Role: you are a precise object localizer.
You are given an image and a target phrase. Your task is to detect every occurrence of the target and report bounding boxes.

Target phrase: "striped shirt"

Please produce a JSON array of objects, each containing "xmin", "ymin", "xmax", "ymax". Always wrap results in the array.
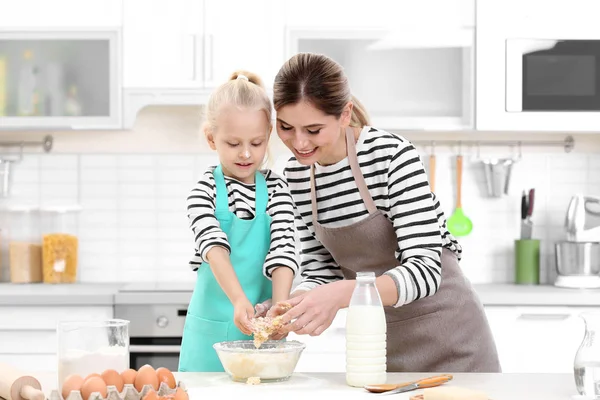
[
  {"xmin": 285, "ymin": 126, "xmax": 462, "ymax": 307},
  {"xmin": 187, "ymin": 167, "xmax": 299, "ymax": 279}
]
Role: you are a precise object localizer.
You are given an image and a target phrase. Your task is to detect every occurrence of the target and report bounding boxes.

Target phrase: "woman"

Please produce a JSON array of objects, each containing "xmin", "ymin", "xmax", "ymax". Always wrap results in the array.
[{"xmin": 261, "ymin": 52, "xmax": 501, "ymax": 373}]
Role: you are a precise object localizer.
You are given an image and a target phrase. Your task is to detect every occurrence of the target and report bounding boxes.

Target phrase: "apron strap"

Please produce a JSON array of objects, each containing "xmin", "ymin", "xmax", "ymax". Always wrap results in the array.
[
  {"xmin": 310, "ymin": 127, "xmax": 378, "ymax": 222},
  {"xmin": 345, "ymin": 127, "xmax": 378, "ymax": 214},
  {"xmin": 310, "ymin": 165, "xmax": 318, "ymax": 222},
  {"xmin": 213, "ymin": 165, "xmax": 230, "ymax": 213},
  {"xmin": 254, "ymin": 171, "xmax": 268, "ymax": 214}
]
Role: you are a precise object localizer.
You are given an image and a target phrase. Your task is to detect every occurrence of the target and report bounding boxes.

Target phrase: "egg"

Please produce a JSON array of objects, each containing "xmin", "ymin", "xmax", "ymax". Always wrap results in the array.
[
  {"xmin": 134, "ymin": 364, "xmax": 159, "ymax": 392},
  {"xmin": 84, "ymin": 373, "xmax": 102, "ymax": 381},
  {"xmin": 142, "ymin": 390, "xmax": 159, "ymax": 400},
  {"xmin": 61, "ymin": 374, "xmax": 84, "ymax": 400},
  {"xmin": 80, "ymin": 376, "xmax": 108, "ymax": 400},
  {"xmin": 121, "ymin": 369, "xmax": 137, "ymax": 385},
  {"xmin": 155, "ymin": 368, "xmax": 176, "ymax": 389},
  {"xmin": 172, "ymin": 387, "xmax": 189, "ymax": 400},
  {"xmin": 101, "ymin": 369, "xmax": 124, "ymax": 392}
]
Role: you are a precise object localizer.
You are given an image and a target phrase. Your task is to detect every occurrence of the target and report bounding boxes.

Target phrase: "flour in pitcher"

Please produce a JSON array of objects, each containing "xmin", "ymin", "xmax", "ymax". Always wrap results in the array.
[
  {"xmin": 575, "ymin": 362, "xmax": 600, "ymax": 397},
  {"xmin": 58, "ymin": 345, "xmax": 128, "ymax": 387}
]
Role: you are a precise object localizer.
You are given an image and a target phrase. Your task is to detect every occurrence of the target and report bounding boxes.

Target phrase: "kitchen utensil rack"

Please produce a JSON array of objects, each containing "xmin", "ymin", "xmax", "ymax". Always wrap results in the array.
[{"xmin": 412, "ymin": 135, "xmax": 574, "ymax": 154}]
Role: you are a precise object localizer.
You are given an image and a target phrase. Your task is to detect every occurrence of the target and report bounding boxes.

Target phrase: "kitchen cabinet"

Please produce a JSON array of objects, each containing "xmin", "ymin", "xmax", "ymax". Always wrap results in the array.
[
  {"xmin": 0, "ymin": 30, "xmax": 122, "ymax": 130},
  {"xmin": 476, "ymin": 0, "xmax": 600, "ymax": 131},
  {"xmin": 122, "ymin": 0, "xmax": 285, "ymax": 89},
  {"xmin": 284, "ymin": 0, "xmax": 475, "ymax": 131},
  {"xmin": 0, "ymin": 305, "xmax": 113, "ymax": 372},
  {"xmin": 289, "ymin": 309, "xmax": 346, "ymax": 373},
  {"xmin": 291, "ymin": 305, "xmax": 590, "ymax": 374},
  {"xmin": 0, "ymin": 0, "xmax": 122, "ymax": 28},
  {"xmin": 121, "ymin": 0, "xmax": 285, "ymax": 128},
  {"xmin": 485, "ymin": 306, "xmax": 586, "ymax": 373}
]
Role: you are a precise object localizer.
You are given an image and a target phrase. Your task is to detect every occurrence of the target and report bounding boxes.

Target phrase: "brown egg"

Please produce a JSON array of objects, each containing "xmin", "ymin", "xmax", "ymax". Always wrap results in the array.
[
  {"xmin": 134, "ymin": 364, "xmax": 159, "ymax": 392},
  {"xmin": 80, "ymin": 376, "xmax": 108, "ymax": 400},
  {"xmin": 61, "ymin": 374, "xmax": 84, "ymax": 400},
  {"xmin": 84, "ymin": 373, "xmax": 102, "ymax": 381},
  {"xmin": 172, "ymin": 387, "xmax": 189, "ymax": 400},
  {"xmin": 121, "ymin": 369, "xmax": 137, "ymax": 385},
  {"xmin": 101, "ymin": 369, "xmax": 124, "ymax": 392},
  {"xmin": 155, "ymin": 368, "xmax": 176, "ymax": 389},
  {"xmin": 142, "ymin": 390, "xmax": 159, "ymax": 400}
]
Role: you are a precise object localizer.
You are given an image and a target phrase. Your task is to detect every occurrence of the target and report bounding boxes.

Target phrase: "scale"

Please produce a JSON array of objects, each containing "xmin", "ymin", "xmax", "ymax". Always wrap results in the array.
[{"xmin": 554, "ymin": 275, "xmax": 600, "ymax": 289}]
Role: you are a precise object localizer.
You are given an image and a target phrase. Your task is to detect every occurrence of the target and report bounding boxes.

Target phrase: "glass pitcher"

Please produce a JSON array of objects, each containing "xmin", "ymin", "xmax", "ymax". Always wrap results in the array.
[
  {"xmin": 574, "ymin": 312, "xmax": 600, "ymax": 397},
  {"xmin": 57, "ymin": 319, "xmax": 129, "ymax": 389}
]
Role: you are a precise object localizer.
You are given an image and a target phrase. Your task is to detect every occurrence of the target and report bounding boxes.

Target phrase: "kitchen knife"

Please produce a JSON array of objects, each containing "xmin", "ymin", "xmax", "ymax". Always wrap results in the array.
[
  {"xmin": 520, "ymin": 191, "xmax": 529, "ymax": 239},
  {"xmin": 378, "ymin": 374, "xmax": 452, "ymax": 396}
]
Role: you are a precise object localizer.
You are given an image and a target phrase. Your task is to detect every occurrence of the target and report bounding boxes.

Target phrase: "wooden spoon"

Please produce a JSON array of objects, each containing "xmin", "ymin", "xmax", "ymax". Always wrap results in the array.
[
  {"xmin": 429, "ymin": 154, "xmax": 436, "ymax": 192},
  {"xmin": 364, "ymin": 374, "xmax": 453, "ymax": 393}
]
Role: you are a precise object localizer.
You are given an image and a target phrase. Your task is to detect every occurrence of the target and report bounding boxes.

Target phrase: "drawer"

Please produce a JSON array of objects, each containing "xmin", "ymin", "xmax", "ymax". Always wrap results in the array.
[
  {"xmin": 0, "ymin": 330, "xmax": 57, "ymax": 354},
  {"xmin": 0, "ymin": 306, "xmax": 113, "ymax": 330},
  {"xmin": 295, "ymin": 351, "xmax": 345, "ymax": 373},
  {"xmin": 288, "ymin": 309, "xmax": 347, "ymax": 353},
  {"xmin": 0, "ymin": 354, "xmax": 57, "ymax": 372}
]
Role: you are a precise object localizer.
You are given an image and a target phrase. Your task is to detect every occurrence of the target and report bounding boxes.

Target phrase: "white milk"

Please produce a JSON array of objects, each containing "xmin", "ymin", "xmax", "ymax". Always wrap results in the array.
[
  {"xmin": 58, "ymin": 345, "xmax": 129, "ymax": 388},
  {"xmin": 345, "ymin": 305, "xmax": 387, "ymax": 387}
]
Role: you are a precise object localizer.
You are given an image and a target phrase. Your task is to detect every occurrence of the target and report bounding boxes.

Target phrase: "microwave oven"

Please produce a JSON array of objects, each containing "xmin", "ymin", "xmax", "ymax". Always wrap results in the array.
[
  {"xmin": 476, "ymin": 0, "xmax": 600, "ymax": 131},
  {"xmin": 506, "ymin": 39, "xmax": 600, "ymax": 113}
]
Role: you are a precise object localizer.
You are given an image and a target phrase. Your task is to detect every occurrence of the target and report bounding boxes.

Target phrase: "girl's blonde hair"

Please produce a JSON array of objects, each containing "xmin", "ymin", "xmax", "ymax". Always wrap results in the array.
[
  {"xmin": 273, "ymin": 53, "xmax": 370, "ymax": 127},
  {"xmin": 203, "ymin": 70, "xmax": 272, "ymax": 134},
  {"xmin": 203, "ymin": 70, "xmax": 273, "ymax": 167}
]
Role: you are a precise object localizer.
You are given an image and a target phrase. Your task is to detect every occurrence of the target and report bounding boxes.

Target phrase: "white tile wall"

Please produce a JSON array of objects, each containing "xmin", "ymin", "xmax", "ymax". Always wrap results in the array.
[{"xmin": 0, "ymin": 148, "xmax": 598, "ymax": 285}]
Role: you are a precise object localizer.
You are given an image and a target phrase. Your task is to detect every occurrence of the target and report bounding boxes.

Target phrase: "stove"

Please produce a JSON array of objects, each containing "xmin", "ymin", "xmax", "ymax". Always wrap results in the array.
[{"xmin": 114, "ymin": 281, "xmax": 194, "ymax": 371}]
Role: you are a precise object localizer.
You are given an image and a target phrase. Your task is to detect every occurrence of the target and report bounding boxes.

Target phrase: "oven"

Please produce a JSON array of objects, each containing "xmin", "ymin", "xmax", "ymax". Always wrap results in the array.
[{"xmin": 115, "ymin": 282, "xmax": 191, "ymax": 371}]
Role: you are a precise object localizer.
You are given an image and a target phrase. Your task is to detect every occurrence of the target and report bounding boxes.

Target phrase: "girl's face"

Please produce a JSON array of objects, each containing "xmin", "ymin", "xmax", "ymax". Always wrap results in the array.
[
  {"xmin": 276, "ymin": 101, "xmax": 352, "ymax": 166},
  {"xmin": 206, "ymin": 107, "xmax": 271, "ymax": 184}
]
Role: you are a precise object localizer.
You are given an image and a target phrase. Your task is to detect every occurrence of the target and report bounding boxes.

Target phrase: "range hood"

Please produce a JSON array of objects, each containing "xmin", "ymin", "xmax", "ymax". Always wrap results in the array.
[{"xmin": 367, "ymin": 26, "xmax": 474, "ymax": 50}]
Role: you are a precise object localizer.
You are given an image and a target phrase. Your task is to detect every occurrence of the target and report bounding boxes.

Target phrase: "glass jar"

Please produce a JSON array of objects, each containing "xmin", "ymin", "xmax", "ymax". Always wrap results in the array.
[
  {"xmin": 57, "ymin": 319, "xmax": 130, "ymax": 389},
  {"xmin": 41, "ymin": 206, "xmax": 80, "ymax": 284},
  {"xmin": 8, "ymin": 206, "xmax": 42, "ymax": 283},
  {"xmin": 575, "ymin": 311, "xmax": 600, "ymax": 397}
]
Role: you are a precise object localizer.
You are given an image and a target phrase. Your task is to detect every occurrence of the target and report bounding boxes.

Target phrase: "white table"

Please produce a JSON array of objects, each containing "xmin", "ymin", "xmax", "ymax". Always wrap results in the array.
[{"xmin": 37, "ymin": 372, "xmax": 579, "ymax": 400}]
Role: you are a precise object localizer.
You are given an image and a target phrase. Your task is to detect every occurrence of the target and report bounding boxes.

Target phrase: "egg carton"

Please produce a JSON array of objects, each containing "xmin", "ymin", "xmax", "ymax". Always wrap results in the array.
[{"xmin": 48, "ymin": 382, "xmax": 187, "ymax": 400}]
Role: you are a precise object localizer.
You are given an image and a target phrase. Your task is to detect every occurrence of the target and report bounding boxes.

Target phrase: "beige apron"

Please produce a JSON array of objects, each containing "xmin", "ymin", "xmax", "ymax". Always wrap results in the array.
[{"xmin": 309, "ymin": 128, "xmax": 501, "ymax": 373}]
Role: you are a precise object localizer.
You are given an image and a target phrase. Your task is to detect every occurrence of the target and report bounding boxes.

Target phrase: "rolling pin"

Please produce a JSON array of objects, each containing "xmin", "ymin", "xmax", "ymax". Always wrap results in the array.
[{"xmin": 0, "ymin": 363, "xmax": 45, "ymax": 400}]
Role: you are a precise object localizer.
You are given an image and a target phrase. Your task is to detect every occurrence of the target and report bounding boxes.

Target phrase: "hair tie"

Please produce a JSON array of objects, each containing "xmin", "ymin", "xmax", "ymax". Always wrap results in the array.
[{"xmin": 237, "ymin": 74, "xmax": 249, "ymax": 81}]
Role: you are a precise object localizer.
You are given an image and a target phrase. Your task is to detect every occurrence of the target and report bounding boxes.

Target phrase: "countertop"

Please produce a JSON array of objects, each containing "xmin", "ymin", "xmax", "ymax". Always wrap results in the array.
[
  {"xmin": 1, "ymin": 282, "xmax": 600, "ymax": 307},
  {"xmin": 0, "ymin": 283, "xmax": 120, "ymax": 306},
  {"xmin": 35, "ymin": 372, "xmax": 577, "ymax": 400}
]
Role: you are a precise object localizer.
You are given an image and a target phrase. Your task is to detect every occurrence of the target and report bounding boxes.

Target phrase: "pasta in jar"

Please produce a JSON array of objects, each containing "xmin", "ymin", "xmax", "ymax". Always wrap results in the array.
[{"xmin": 42, "ymin": 233, "xmax": 78, "ymax": 283}]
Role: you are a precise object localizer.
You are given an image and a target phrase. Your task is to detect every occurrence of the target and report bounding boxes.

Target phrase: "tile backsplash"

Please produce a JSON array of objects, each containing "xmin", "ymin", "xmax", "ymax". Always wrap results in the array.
[
  {"xmin": 0, "ymin": 148, "xmax": 597, "ymax": 286},
  {"xmin": 0, "ymin": 107, "xmax": 598, "ymax": 285}
]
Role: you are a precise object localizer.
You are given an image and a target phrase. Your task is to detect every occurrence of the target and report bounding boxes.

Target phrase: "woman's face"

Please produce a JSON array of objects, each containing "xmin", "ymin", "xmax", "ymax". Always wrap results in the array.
[{"xmin": 276, "ymin": 101, "xmax": 352, "ymax": 166}]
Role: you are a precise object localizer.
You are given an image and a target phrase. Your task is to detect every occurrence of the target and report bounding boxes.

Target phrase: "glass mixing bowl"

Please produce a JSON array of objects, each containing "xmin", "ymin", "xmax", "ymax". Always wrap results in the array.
[{"xmin": 213, "ymin": 340, "xmax": 306, "ymax": 383}]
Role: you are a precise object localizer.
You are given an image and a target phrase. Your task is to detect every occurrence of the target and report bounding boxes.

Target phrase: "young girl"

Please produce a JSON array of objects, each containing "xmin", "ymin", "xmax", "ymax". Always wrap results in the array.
[{"xmin": 178, "ymin": 70, "xmax": 298, "ymax": 372}]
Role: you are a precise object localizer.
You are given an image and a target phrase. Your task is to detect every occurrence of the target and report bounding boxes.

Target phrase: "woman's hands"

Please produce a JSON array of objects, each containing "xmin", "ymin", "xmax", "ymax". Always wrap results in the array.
[{"xmin": 270, "ymin": 280, "xmax": 353, "ymax": 336}]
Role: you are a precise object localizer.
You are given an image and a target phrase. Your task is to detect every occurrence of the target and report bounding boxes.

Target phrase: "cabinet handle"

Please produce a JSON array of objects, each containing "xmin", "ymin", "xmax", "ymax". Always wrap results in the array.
[
  {"xmin": 205, "ymin": 34, "xmax": 214, "ymax": 83},
  {"xmin": 517, "ymin": 313, "xmax": 571, "ymax": 321},
  {"xmin": 190, "ymin": 34, "xmax": 197, "ymax": 80}
]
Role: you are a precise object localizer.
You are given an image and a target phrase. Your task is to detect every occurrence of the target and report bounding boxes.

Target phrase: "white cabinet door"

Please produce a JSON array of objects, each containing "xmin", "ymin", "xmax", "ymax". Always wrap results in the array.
[
  {"xmin": 485, "ymin": 306, "xmax": 586, "ymax": 373},
  {"xmin": 203, "ymin": 0, "xmax": 285, "ymax": 89},
  {"xmin": 122, "ymin": 0, "xmax": 204, "ymax": 88},
  {"xmin": 288, "ymin": 309, "xmax": 346, "ymax": 373},
  {"xmin": 284, "ymin": 0, "xmax": 473, "ymax": 30},
  {"xmin": 0, "ymin": 0, "xmax": 122, "ymax": 28}
]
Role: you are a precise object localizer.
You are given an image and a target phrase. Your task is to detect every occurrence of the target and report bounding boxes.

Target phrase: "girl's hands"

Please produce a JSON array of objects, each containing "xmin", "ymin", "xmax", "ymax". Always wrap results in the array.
[{"xmin": 233, "ymin": 298, "xmax": 255, "ymax": 335}]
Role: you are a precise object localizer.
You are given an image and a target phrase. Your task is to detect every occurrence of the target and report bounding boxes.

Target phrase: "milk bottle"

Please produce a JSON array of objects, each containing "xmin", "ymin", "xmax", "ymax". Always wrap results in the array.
[{"xmin": 345, "ymin": 271, "xmax": 387, "ymax": 387}]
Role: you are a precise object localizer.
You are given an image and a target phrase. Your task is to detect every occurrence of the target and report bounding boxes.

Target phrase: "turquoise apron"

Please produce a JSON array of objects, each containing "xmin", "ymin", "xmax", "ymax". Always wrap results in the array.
[{"xmin": 178, "ymin": 165, "xmax": 273, "ymax": 372}]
